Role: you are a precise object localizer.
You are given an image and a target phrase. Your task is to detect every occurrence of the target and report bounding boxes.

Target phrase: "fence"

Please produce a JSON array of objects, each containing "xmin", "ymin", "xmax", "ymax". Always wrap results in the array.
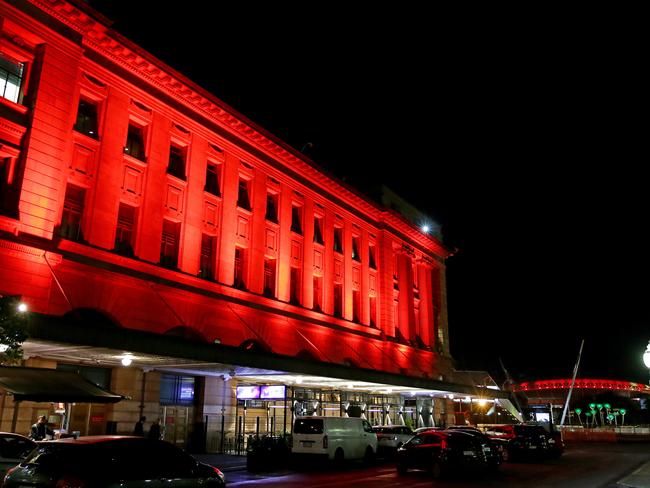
[{"xmin": 204, "ymin": 412, "xmax": 291, "ymax": 454}]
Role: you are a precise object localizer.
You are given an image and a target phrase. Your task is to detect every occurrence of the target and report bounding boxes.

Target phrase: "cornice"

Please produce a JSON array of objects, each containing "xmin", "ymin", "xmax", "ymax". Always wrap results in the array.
[{"xmin": 25, "ymin": 0, "xmax": 445, "ymax": 258}]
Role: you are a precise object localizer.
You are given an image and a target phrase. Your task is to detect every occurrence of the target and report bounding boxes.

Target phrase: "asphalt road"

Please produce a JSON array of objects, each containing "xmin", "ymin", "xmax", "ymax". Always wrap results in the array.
[{"xmin": 225, "ymin": 443, "xmax": 650, "ymax": 487}]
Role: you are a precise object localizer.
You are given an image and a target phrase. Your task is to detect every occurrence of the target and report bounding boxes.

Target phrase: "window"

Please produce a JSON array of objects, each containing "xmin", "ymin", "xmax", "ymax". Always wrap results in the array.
[
  {"xmin": 160, "ymin": 219, "xmax": 180, "ymax": 269},
  {"xmin": 124, "ymin": 123, "xmax": 146, "ymax": 161},
  {"xmin": 73, "ymin": 98, "xmax": 99, "ymax": 139},
  {"xmin": 265, "ymin": 193, "xmax": 278, "ymax": 223},
  {"xmin": 333, "ymin": 283, "xmax": 343, "ymax": 318},
  {"xmin": 167, "ymin": 144, "xmax": 186, "ymax": 180},
  {"xmin": 237, "ymin": 178, "xmax": 251, "ymax": 211},
  {"xmin": 352, "ymin": 236, "xmax": 361, "ymax": 262},
  {"xmin": 234, "ymin": 247, "xmax": 247, "ymax": 289},
  {"xmin": 199, "ymin": 234, "xmax": 216, "ymax": 280},
  {"xmin": 290, "ymin": 266, "xmax": 301, "ymax": 305},
  {"xmin": 369, "ymin": 296, "xmax": 377, "ymax": 327},
  {"xmin": 0, "ymin": 53, "xmax": 24, "ymax": 104},
  {"xmin": 115, "ymin": 203, "xmax": 136, "ymax": 257},
  {"xmin": 313, "ymin": 276, "xmax": 322, "ymax": 312},
  {"xmin": 333, "ymin": 227, "xmax": 343, "ymax": 253},
  {"xmin": 369, "ymin": 244, "xmax": 377, "ymax": 269},
  {"xmin": 263, "ymin": 258, "xmax": 276, "ymax": 298},
  {"xmin": 204, "ymin": 163, "xmax": 220, "ymax": 196},
  {"xmin": 59, "ymin": 184, "xmax": 85, "ymax": 242},
  {"xmin": 353, "ymin": 290, "xmax": 360, "ymax": 323},
  {"xmin": 160, "ymin": 374, "xmax": 196, "ymax": 406},
  {"xmin": 313, "ymin": 216, "xmax": 324, "ymax": 245},
  {"xmin": 291, "ymin": 205, "xmax": 303, "ymax": 235}
]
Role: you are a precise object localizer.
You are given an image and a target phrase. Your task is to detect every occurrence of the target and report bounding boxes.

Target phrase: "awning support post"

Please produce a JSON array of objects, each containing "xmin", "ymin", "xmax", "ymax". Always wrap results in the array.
[{"xmin": 11, "ymin": 399, "xmax": 21, "ymax": 433}]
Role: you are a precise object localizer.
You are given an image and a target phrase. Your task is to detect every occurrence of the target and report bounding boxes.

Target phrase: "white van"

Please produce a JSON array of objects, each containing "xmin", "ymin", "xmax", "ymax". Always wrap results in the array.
[{"xmin": 292, "ymin": 416, "xmax": 377, "ymax": 463}]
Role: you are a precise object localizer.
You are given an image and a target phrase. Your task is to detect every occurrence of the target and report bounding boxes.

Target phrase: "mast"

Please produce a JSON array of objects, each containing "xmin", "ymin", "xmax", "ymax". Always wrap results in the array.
[{"xmin": 560, "ymin": 339, "xmax": 585, "ymax": 426}]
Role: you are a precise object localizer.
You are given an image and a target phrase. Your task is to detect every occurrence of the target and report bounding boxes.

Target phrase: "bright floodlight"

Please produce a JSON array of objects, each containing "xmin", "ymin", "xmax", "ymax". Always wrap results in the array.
[
  {"xmin": 17, "ymin": 302, "xmax": 28, "ymax": 313},
  {"xmin": 421, "ymin": 224, "xmax": 430, "ymax": 234},
  {"xmin": 643, "ymin": 341, "xmax": 650, "ymax": 369},
  {"xmin": 121, "ymin": 355, "xmax": 133, "ymax": 367}
]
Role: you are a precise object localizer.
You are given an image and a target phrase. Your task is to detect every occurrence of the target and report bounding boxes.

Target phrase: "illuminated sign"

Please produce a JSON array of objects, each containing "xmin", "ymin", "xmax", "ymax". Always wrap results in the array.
[
  {"xmin": 236, "ymin": 385, "xmax": 261, "ymax": 399},
  {"xmin": 260, "ymin": 385, "xmax": 286, "ymax": 399},
  {"xmin": 236, "ymin": 385, "xmax": 286, "ymax": 400}
]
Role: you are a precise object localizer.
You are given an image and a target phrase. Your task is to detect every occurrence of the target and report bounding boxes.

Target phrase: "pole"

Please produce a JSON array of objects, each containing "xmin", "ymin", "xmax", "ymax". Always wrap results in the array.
[{"xmin": 560, "ymin": 339, "xmax": 584, "ymax": 426}]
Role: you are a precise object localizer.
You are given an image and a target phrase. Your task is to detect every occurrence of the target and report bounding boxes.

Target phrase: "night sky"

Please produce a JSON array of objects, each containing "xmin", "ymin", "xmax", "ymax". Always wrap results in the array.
[{"xmin": 83, "ymin": 2, "xmax": 648, "ymax": 385}]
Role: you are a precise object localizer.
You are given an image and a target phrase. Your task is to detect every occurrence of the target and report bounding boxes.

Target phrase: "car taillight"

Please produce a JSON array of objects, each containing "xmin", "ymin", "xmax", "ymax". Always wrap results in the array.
[
  {"xmin": 211, "ymin": 466, "xmax": 225, "ymax": 481},
  {"xmin": 55, "ymin": 476, "xmax": 86, "ymax": 488},
  {"xmin": 323, "ymin": 435, "xmax": 328, "ymax": 448},
  {"xmin": 440, "ymin": 439, "xmax": 448, "ymax": 450}
]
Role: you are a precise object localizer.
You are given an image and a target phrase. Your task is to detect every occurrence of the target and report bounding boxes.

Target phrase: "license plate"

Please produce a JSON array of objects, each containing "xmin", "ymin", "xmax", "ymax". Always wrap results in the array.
[
  {"xmin": 301, "ymin": 441, "xmax": 313, "ymax": 447},
  {"xmin": 529, "ymin": 445, "xmax": 537, "ymax": 449},
  {"xmin": 463, "ymin": 450, "xmax": 475, "ymax": 456},
  {"xmin": 483, "ymin": 447, "xmax": 491, "ymax": 452}
]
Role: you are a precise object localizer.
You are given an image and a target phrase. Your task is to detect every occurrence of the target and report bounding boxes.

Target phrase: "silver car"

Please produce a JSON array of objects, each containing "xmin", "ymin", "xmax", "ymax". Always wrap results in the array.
[{"xmin": 372, "ymin": 425, "xmax": 414, "ymax": 451}]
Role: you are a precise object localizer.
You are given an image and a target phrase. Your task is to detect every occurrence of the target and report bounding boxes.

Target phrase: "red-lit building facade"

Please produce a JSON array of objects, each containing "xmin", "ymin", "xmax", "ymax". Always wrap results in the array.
[{"xmin": 0, "ymin": 0, "xmax": 496, "ymax": 445}]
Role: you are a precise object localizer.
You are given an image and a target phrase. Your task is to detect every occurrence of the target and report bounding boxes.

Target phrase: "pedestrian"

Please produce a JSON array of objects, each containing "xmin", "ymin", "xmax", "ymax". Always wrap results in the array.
[
  {"xmin": 29, "ymin": 415, "xmax": 54, "ymax": 441},
  {"xmin": 148, "ymin": 418, "xmax": 162, "ymax": 440},
  {"xmin": 133, "ymin": 415, "xmax": 146, "ymax": 436}
]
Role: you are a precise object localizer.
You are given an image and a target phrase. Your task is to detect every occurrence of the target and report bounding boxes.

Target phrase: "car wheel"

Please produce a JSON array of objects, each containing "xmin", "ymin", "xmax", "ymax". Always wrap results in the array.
[
  {"xmin": 501, "ymin": 448, "xmax": 510, "ymax": 462},
  {"xmin": 431, "ymin": 460, "xmax": 444, "ymax": 479},
  {"xmin": 334, "ymin": 447, "xmax": 345, "ymax": 467},
  {"xmin": 364, "ymin": 446, "xmax": 375, "ymax": 465}
]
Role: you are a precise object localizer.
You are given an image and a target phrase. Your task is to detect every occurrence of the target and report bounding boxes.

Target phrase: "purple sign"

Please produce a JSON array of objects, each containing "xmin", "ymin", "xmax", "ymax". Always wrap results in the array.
[
  {"xmin": 260, "ymin": 385, "xmax": 286, "ymax": 399},
  {"xmin": 236, "ymin": 385, "xmax": 260, "ymax": 399}
]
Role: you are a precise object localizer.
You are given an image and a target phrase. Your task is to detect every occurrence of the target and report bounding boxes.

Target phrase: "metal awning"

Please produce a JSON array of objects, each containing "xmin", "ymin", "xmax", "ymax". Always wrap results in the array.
[{"xmin": 0, "ymin": 366, "xmax": 124, "ymax": 403}]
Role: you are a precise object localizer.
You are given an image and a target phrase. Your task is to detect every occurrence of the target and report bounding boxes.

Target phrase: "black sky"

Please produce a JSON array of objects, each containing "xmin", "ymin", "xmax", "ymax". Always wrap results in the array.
[{"xmin": 84, "ymin": 2, "xmax": 648, "ymax": 384}]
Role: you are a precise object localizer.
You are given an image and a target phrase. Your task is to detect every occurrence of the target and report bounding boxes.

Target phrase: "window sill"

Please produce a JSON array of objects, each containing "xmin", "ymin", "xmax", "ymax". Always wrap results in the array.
[{"xmin": 0, "ymin": 96, "xmax": 28, "ymax": 115}]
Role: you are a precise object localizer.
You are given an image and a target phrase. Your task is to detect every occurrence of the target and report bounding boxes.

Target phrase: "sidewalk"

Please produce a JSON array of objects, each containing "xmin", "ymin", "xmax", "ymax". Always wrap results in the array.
[
  {"xmin": 617, "ymin": 459, "xmax": 650, "ymax": 488},
  {"xmin": 193, "ymin": 453, "xmax": 247, "ymax": 472}
]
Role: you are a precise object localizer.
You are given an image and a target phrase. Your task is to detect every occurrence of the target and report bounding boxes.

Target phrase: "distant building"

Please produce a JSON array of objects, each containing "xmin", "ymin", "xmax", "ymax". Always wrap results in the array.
[{"xmin": 0, "ymin": 0, "xmax": 500, "ymax": 445}]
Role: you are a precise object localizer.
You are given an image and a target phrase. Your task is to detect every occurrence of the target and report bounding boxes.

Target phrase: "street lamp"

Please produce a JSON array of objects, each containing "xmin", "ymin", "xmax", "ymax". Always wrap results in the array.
[{"xmin": 643, "ymin": 341, "xmax": 650, "ymax": 384}]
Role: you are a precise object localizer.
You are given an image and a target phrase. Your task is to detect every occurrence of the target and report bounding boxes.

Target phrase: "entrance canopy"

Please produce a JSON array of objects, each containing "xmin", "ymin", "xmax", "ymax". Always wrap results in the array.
[{"xmin": 0, "ymin": 366, "xmax": 124, "ymax": 403}]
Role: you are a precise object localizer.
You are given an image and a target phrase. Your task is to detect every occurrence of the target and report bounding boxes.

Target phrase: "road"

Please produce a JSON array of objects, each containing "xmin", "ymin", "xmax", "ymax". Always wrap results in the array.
[{"xmin": 225, "ymin": 443, "xmax": 650, "ymax": 487}]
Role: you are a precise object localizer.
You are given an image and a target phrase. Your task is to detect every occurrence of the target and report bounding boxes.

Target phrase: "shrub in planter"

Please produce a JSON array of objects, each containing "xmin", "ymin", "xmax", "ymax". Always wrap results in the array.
[{"xmin": 246, "ymin": 435, "xmax": 291, "ymax": 472}]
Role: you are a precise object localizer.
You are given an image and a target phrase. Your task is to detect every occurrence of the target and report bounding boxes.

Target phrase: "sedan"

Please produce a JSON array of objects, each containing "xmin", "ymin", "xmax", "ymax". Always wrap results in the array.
[
  {"xmin": 0, "ymin": 432, "xmax": 36, "ymax": 481},
  {"xmin": 372, "ymin": 425, "xmax": 413, "ymax": 453},
  {"xmin": 3, "ymin": 435, "xmax": 226, "ymax": 487},
  {"xmin": 396, "ymin": 430, "xmax": 491, "ymax": 479}
]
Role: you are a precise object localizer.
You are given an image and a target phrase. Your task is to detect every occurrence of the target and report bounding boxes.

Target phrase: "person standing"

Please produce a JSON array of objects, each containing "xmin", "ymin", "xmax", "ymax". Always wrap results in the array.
[
  {"xmin": 30, "ymin": 415, "xmax": 54, "ymax": 441},
  {"xmin": 148, "ymin": 418, "xmax": 162, "ymax": 440},
  {"xmin": 133, "ymin": 416, "xmax": 146, "ymax": 436}
]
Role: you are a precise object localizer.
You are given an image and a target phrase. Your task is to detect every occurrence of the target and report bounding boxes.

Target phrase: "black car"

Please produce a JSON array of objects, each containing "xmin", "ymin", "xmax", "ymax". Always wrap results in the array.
[
  {"xmin": 395, "ymin": 430, "xmax": 492, "ymax": 479},
  {"xmin": 3, "ymin": 436, "xmax": 226, "ymax": 487},
  {"xmin": 444, "ymin": 426, "xmax": 504, "ymax": 468},
  {"xmin": 483, "ymin": 424, "xmax": 564, "ymax": 461}
]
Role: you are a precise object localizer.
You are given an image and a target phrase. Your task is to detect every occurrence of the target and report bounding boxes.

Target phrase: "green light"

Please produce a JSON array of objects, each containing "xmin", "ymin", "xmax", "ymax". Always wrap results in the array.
[
  {"xmin": 575, "ymin": 408, "xmax": 582, "ymax": 414},
  {"xmin": 585, "ymin": 412, "xmax": 592, "ymax": 417},
  {"xmin": 620, "ymin": 409, "xmax": 627, "ymax": 415},
  {"xmin": 607, "ymin": 414, "xmax": 614, "ymax": 420},
  {"xmin": 596, "ymin": 404, "xmax": 603, "ymax": 410},
  {"xmin": 604, "ymin": 403, "xmax": 611, "ymax": 409},
  {"xmin": 589, "ymin": 403, "xmax": 596, "ymax": 408}
]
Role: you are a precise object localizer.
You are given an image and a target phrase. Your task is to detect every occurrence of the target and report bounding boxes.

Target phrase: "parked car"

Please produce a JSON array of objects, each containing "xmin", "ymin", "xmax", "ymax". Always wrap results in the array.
[
  {"xmin": 444, "ymin": 426, "xmax": 504, "ymax": 468},
  {"xmin": 395, "ymin": 430, "xmax": 492, "ymax": 479},
  {"xmin": 483, "ymin": 424, "xmax": 564, "ymax": 461},
  {"xmin": 3, "ymin": 436, "xmax": 226, "ymax": 487},
  {"xmin": 372, "ymin": 425, "xmax": 413, "ymax": 454},
  {"xmin": 0, "ymin": 432, "xmax": 36, "ymax": 481},
  {"xmin": 292, "ymin": 416, "xmax": 377, "ymax": 464}
]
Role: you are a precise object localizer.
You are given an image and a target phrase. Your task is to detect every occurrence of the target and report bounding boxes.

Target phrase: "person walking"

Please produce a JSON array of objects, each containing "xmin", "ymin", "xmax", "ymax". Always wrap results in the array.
[
  {"xmin": 133, "ymin": 415, "xmax": 146, "ymax": 436},
  {"xmin": 30, "ymin": 415, "xmax": 54, "ymax": 441},
  {"xmin": 148, "ymin": 418, "xmax": 162, "ymax": 440}
]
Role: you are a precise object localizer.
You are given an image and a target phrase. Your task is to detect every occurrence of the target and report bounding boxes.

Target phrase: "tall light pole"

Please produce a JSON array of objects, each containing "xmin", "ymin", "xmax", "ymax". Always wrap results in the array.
[{"xmin": 643, "ymin": 341, "xmax": 650, "ymax": 385}]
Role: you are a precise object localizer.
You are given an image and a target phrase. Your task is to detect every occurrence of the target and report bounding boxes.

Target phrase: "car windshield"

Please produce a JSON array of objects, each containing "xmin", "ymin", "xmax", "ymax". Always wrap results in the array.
[
  {"xmin": 294, "ymin": 418, "xmax": 324, "ymax": 434},
  {"xmin": 372, "ymin": 427, "xmax": 394, "ymax": 434}
]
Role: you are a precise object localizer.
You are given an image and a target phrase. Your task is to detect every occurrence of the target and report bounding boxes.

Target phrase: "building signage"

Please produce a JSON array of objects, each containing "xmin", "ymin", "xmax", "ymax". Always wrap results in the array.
[{"xmin": 236, "ymin": 385, "xmax": 286, "ymax": 400}]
